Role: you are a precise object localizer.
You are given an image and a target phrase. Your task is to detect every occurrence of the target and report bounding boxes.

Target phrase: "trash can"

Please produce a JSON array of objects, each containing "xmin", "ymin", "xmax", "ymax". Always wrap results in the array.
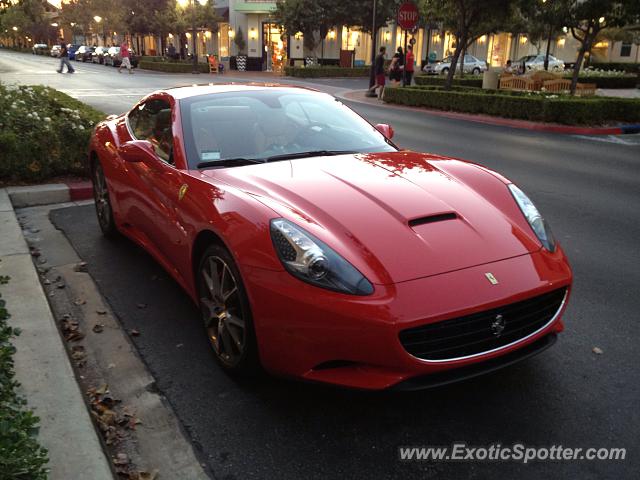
[{"xmin": 483, "ymin": 68, "xmax": 500, "ymax": 90}]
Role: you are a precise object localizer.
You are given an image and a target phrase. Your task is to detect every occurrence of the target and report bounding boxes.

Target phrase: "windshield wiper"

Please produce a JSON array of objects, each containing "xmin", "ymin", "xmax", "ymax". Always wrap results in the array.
[
  {"xmin": 264, "ymin": 150, "xmax": 358, "ymax": 163},
  {"xmin": 196, "ymin": 158, "xmax": 264, "ymax": 169}
]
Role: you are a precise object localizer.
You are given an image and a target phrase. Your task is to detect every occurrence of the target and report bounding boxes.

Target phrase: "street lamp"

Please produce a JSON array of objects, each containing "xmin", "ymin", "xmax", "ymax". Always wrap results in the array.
[{"xmin": 178, "ymin": 0, "xmax": 208, "ymax": 74}]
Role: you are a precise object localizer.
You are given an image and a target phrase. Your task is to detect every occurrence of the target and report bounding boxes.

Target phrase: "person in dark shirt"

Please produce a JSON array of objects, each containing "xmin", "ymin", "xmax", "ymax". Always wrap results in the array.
[
  {"xmin": 56, "ymin": 38, "xmax": 74, "ymax": 74},
  {"xmin": 367, "ymin": 46, "xmax": 387, "ymax": 99}
]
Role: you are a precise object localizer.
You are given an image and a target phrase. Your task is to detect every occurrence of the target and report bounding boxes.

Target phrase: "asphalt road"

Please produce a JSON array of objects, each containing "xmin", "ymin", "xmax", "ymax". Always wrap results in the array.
[{"xmin": 4, "ymin": 49, "xmax": 640, "ymax": 479}]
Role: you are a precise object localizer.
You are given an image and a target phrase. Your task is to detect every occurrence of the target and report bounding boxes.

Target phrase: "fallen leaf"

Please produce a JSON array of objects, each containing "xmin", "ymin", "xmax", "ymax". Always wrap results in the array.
[
  {"xmin": 136, "ymin": 303, "xmax": 147, "ymax": 309},
  {"xmin": 95, "ymin": 384, "xmax": 109, "ymax": 395},
  {"xmin": 107, "ymin": 363, "xmax": 116, "ymax": 369},
  {"xmin": 96, "ymin": 309, "xmax": 107, "ymax": 315},
  {"xmin": 592, "ymin": 346, "xmax": 603, "ymax": 355},
  {"xmin": 74, "ymin": 299, "xmax": 86, "ymax": 306},
  {"xmin": 113, "ymin": 452, "xmax": 129, "ymax": 465},
  {"xmin": 74, "ymin": 261, "xmax": 88, "ymax": 272},
  {"xmin": 93, "ymin": 324, "xmax": 104, "ymax": 333},
  {"xmin": 43, "ymin": 279, "xmax": 51, "ymax": 285},
  {"xmin": 130, "ymin": 329, "xmax": 140, "ymax": 336},
  {"xmin": 176, "ymin": 343, "xmax": 184, "ymax": 348},
  {"xmin": 56, "ymin": 283, "xmax": 66, "ymax": 289},
  {"xmin": 31, "ymin": 250, "xmax": 41, "ymax": 258}
]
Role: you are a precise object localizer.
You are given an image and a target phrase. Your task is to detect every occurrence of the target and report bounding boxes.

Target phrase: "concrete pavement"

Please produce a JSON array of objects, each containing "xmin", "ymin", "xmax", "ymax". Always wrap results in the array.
[{"xmin": 0, "ymin": 189, "xmax": 113, "ymax": 480}]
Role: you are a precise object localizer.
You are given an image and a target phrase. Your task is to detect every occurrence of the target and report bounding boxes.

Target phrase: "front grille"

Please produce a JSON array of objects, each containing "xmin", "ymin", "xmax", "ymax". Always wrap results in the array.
[{"xmin": 399, "ymin": 288, "xmax": 567, "ymax": 361}]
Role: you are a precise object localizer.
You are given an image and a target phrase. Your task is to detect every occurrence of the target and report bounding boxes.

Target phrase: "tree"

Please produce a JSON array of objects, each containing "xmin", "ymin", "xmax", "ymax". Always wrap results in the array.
[
  {"xmin": 234, "ymin": 25, "xmax": 246, "ymax": 55},
  {"xmin": 566, "ymin": 0, "xmax": 640, "ymax": 93},
  {"xmin": 517, "ymin": 0, "xmax": 571, "ymax": 70},
  {"xmin": 420, "ymin": 0, "xmax": 517, "ymax": 88}
]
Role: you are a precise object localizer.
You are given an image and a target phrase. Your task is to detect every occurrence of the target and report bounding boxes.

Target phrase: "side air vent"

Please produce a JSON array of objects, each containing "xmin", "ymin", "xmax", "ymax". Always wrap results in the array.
[{"xmin": 408, "ymin": 212, "xmax": 457, "ymax": 228}]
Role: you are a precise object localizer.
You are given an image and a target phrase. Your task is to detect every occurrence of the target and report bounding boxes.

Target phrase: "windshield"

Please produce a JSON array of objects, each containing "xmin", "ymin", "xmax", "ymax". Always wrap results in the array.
[{"xmin": 180, "ymin": 89, "xmax": 396, "ymax": 169}]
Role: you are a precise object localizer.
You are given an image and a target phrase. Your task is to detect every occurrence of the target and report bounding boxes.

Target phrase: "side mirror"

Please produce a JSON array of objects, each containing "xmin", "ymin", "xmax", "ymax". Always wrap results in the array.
[
  {"xmin": 117, "ymin": 140, "xmax": 156, "ymax": 163},
  {"xmin": 375, "ymin": 123, "xmax": 394, "ymax": 140}
]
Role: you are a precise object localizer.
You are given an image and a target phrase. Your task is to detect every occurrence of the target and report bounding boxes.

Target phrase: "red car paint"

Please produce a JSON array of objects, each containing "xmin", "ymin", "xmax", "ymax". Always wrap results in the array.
[{"xmin": 89, "ymin": 84, "xmax": 572, "ymax": 390}]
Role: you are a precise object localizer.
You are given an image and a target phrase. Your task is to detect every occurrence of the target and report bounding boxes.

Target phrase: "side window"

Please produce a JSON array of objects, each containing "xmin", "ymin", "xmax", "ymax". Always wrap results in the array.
[{"xmin": 127, "ymin": 99, "xmax": 174, "ymax": 165}]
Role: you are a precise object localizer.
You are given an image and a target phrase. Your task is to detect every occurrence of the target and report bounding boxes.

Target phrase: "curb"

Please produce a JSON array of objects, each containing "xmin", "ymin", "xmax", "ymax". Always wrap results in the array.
[
  {"xmin": 339, "ymin": 90, "xmax": 640, "ymax": 136},
  {"xmin": 7, "ymin": 181, "xmax": 93, "ymax": 208},
  {"xmin": 0, "ymin": 188, "xmax": 113, "ymax": 480}
]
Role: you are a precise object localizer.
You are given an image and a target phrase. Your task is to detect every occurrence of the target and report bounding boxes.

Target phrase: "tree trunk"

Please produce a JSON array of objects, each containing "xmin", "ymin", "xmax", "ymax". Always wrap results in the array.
[
  {"xmin": 544, "ymin": 24, "xmax": 553, "ymax": 71},
  {"xmin": 445, "ymin": 37, "xmax": 464, "ymax": 90},
  {"xmin": 460, "ymin": 45, "xmax": 466, "ymax": 78},
  {"xmin": 571, "ymin": 40, "xmax": 589, "ymax": 95}
]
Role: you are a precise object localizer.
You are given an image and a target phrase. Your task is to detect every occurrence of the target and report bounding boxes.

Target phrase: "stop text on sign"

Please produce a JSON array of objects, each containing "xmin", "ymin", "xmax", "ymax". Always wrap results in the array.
[{"xmin": 397, "ymin": 2, "xmax": 419, "ymax": 30}]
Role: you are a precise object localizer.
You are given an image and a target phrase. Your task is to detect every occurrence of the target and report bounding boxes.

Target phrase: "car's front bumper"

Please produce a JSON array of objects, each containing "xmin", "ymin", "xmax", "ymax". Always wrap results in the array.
[{"xmin": 242, "ymin": 248, "xmax": 572, "ymax": 390}]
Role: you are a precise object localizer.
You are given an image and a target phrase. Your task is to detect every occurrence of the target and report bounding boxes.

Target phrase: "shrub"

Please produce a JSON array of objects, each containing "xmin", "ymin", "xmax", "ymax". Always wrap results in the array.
[
  {"xmin": 590, "ymin": 62, "xmax": 640, "ymax": 74},
  {"xmin": 562, "ymin": 71, "xmax": 638, "ymax": 89},
  {"xmin": 138, "ymin": 60, "xmax": 209, "ymax": 73},
  {"xmin": 383, "ymin": 86, "xmax": 640, "ymax": 125},
  {"xmin": 284, "ymin": 66, "xmax": 370, "ymax": 78},
  {"xmin": 0, "ymin": 84, "xmax": 106, "ymax": 183},
  {"xmin": 0, "ymin": 279, "xmax": 49, "ymax": 480},
  {"xmin": 414, "ymin": 75, "xmax": 484, "ymax": 88}
]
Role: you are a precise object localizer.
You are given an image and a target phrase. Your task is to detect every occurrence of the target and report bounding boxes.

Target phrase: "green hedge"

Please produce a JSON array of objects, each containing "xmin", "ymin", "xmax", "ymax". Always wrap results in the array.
[
  {"xmin": 284, "ymin": 66, "xmax": 370, "ymax": 78},
  {"xmin": 562, "ymin": 74, "xmax": 638, "ymax": 89},
  {"xmin": 590, "ymin": 62, "xmax": 640, "ymax": 74},
  {"xmin": 383, "ymin": 86, "xmax": 640, "ymax": 125},
  {"xmin": 415, "ymin": 75, "xmax": 484, "ymax": 88},
  {"xmin": 0, "ymin": 277, "xmax": 49, "ymax": 479},
  {"xmin": 138, "ymin": 59, "xmax": 209, "ymax": 73},
  {"xmin": 0, "ymin": 84, "xmax": 106, "ymax": 183}
]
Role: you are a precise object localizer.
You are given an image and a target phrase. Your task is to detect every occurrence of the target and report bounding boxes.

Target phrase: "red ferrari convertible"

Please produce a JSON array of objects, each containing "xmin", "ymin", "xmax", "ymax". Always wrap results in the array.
[{"xmin": 88, "ymin": 84, "xmax": 572, "ymax": 390}]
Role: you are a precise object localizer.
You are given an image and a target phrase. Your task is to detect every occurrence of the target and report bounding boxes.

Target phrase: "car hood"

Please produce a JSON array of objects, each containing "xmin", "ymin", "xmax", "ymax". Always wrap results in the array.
[{"xmin": 202, "ymin": 152, "xmax": 540, "ymax": 284}]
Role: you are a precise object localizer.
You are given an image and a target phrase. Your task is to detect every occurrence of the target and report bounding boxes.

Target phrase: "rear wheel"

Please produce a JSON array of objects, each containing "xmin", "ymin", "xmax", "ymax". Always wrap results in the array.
[
  {"xmin": 441, "ymin": 67, "xmax": 449, "ymax": 75},
  {"xmin": 197, "ymin": 243, "xmax": 260, "ymax": 374},
  {"xmin": 472, "ymin": 67, "xmax": 481, "ymax": 75},
  {"xmin": 92, "ymin": 160, "xmax": 117, "ymax": 236}
]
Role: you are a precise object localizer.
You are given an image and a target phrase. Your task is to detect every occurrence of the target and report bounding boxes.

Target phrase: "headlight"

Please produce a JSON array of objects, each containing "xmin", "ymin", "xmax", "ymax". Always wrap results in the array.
[
  {"xmin": 270, "ymin": 219, "xmax": 374, "ymax": 295},
  {"xmin": 508, "ymin": 184, "xmax": 556, "ymax": 252}
]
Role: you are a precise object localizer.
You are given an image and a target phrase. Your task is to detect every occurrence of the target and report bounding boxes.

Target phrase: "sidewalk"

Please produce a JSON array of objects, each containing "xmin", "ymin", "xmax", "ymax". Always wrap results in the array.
[{"xmin": 0, "ymin": 188, "xmax": 113, "ymax": 479}]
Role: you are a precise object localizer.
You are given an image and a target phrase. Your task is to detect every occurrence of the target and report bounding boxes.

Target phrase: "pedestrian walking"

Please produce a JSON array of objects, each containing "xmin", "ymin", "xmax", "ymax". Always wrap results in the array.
[
  {"xmin": 118, "ymin": 39, "xmax": 133, "ymax": 74},
  {"xmin": 367, "ymin": 46, "xmax": 387, "ymax": 99},
  {"xmin": 404, "ymin": 45, "xmax": 415, "ymax": 86},
  {"xmin": 56, "ymin": 38, "xmax": 74, "ymax": 74},
  {"xmin": 389, "ymin": 47, "xmax": 404, "ymax": 85}
]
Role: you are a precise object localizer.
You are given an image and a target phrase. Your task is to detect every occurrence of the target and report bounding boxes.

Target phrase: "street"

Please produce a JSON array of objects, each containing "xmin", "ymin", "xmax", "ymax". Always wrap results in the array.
[{"xmin": 3, "ymin": 50, "xmax": 640, "ymax": 479}]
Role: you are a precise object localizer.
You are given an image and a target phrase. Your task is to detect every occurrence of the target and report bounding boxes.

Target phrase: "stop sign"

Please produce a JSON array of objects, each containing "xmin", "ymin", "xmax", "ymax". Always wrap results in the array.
[{"xmin": 397, "ymin": 2, "xmax": 419, "ymax": 30}]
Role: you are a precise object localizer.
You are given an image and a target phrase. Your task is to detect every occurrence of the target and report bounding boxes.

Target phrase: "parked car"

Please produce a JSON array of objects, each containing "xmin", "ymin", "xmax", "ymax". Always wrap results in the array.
[
  {"xmin": 75, "ymin": 45, "xmax": 95, "ymax": 62},
  {"xmin": 422, "ymin": 54, "xmax": 488, "ymax": 75},
  {"xmin": 32, "ymin": 43, "xmax": 48, "ymax": 55},
  {"xmin": 91, "ymin": 46, "xmax": 110, "ymax": 64},
  {"xmin": 88, "ymin": 84, "xmax": 572, "ymax": 390},
  {"xmin": 50, "ymin": 45, "xmax": 61, "ymax": 57},
  {"xmin": 104, "ymin": 46, "xmax": 138, "ymax": 68},
  {"xmin": 67, "ymin": 44, "xmax": 80, "ymax": 60},
  {"xmin": 516, "ymin": 54, "xmax": 565, "ymax": 72}
]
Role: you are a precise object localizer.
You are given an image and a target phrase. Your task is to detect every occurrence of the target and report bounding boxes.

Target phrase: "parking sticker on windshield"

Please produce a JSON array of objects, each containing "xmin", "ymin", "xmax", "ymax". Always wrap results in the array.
[{"xmin": 201, "ymin": 151, "xmax": 221, "ymax": 161}]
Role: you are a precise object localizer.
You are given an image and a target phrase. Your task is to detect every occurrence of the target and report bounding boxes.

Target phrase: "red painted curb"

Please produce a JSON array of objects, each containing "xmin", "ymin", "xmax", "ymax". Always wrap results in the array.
[
  {"xmin": 66, "ymin": 181, "xmax": 93, "ymax": 201},
  {"xmin": 342, "ymin": 91, "xmax": 627, "ymax": 136}
]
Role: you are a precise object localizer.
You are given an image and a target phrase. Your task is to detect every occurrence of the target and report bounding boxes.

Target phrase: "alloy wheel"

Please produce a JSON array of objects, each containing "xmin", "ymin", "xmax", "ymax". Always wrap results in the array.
[
  {"xmin": 200, "ymin": 255, "xmax": 246, "ymax": 367},
  {"xmin": 92, "ymin": 162, "xmax": 113, "ymax": 234}
]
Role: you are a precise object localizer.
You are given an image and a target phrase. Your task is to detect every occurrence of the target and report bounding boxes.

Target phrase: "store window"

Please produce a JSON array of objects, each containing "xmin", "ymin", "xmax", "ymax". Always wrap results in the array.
[{"xmin": 620, "ymin": 43, "xmax": 632, "ymax": 57}]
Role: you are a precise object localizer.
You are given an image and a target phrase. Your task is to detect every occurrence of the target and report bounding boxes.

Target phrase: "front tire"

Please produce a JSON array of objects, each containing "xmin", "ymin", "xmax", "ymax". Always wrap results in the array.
[
  {"xmin": 472, "ymin": 67, "xmax": 480, "ymax": 75},
  {"xmin": 91, "ymin": 160, "xmax": 117, "ymax": 237},
  {"xmin": 441, "ymin": 67, "xmax": 449, "ymax": 75},
  {"xmin": 197, "ymin": 243, "xmax": 260, "ymax": 375}
]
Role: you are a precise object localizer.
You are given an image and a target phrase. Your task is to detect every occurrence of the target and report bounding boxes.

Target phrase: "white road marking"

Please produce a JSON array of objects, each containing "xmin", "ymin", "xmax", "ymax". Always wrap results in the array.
[{"xmin": 572, "ymin": 135, "xmax": 640, "ymax": 146}]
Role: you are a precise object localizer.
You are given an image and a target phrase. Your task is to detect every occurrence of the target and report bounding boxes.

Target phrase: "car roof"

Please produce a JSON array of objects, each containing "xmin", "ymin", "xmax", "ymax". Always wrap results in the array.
[{"xmin": 159, "ymin": 83, "xmax": 322, "ymax": 100}]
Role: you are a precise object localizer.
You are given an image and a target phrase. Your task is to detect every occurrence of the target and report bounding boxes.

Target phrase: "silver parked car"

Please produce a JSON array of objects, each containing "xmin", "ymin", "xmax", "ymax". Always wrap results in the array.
[
  {"xmin": 516, "ymin": 54, "xmax": 565, "ymax": 72},
  {"xmin": 50, "ymin": 45, "xmax": 61, "ymax": 57},
  {"xmin": 422, "ymin": 54, "xmax": 488, "ymax": 75}
]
